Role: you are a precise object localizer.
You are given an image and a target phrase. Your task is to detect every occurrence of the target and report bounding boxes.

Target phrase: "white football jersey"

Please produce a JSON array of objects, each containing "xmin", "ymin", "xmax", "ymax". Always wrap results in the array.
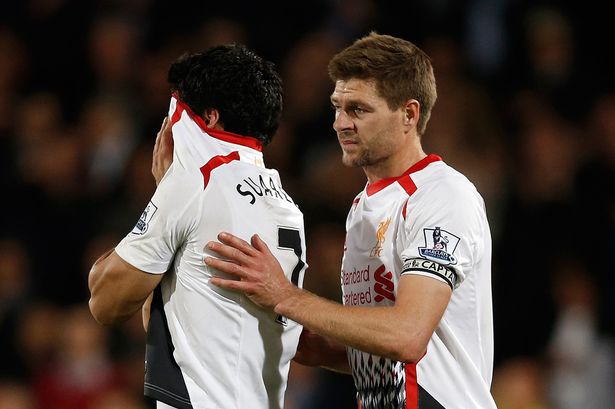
[
  {"xmin": 341, "ymin": 155, "xmax": 496, "ymax": 409},
  {"xmin": 115, "ymin": 96, "xmax": 307, "ymax": 409}
]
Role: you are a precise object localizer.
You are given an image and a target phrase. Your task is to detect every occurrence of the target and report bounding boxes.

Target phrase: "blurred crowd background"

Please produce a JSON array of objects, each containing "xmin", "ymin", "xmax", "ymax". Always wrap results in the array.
[{"xmin": 0, "ymin": 0, "xmax": 614, "ymax": 408}]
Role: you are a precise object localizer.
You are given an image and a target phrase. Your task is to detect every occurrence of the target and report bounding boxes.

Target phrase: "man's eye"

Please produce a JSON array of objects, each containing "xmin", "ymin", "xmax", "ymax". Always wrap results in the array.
[{"xmin": 353, "ymin": 107, "xmax": 365, "ymax": 114}]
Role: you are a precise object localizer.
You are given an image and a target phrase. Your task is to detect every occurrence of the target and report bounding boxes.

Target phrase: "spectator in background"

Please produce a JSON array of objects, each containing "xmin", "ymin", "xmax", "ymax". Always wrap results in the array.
[
  {"xmin": 491, "ymin": 357, "xmax": 551, "ymax": 409},
  {"xmin": 572, "ymin": 91, "xmax": 615, "ymax": 337},
  {"xmin": 33, "ymin": 305, "xmax": 120, "ymax": 409},
  {"xmin": 546, "ymin": 257, "xmax": 615, "ymax": 409},
  {"xmin": 493, "ymin": 90, "xmax": 580, "ymax": 362},
  {"xmin": 0, "ymin": 239, "xmax": 31, "ymax": 380},
  {"xmin": 0, "ymin": 381, "xmax": 36, "ymax": 409}
]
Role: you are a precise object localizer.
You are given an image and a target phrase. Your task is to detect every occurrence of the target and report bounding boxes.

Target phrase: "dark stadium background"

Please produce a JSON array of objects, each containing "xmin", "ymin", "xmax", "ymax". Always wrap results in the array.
[{"xmin": 0, "ymin": 1, "xmax": 613, "ymax": 408}]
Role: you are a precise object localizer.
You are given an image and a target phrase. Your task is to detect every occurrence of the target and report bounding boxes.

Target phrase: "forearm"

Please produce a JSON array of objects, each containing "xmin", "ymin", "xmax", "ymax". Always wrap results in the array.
[
  {"xmin": 204, "ymin": 233, "xmax": 450, "ymax": 363},
  {"xmin": 277, "ymin": 289, "xmax": 424, "ymax": 363}
]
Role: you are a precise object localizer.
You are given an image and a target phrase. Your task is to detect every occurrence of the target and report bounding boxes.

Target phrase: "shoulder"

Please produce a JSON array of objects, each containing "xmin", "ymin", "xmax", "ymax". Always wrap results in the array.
[
  {"xmin": 414, "ymin": 162, "xmax": 480, "ymax": 201},
  {"xmin": 407, "ymin": 162, "xmax": 486, "ymax": 223}
]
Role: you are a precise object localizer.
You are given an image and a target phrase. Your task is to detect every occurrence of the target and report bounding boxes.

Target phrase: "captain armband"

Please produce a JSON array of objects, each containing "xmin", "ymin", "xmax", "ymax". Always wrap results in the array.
[{"xmin": 401, "ymin": 257, "xmax": 459, "ymax": 290}]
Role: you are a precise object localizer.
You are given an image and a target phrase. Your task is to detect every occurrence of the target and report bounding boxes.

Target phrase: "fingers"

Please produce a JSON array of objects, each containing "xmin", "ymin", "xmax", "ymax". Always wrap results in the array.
[
  {"xmin": 206, "ymin": 241, "xmax": 254, "ymax": 267},
  {"xmin": 209, "ymin": 276, "xmax": 252, "ymax": 293},
  {"xmin": 153, "ymin": 117, "xmax": 165, "ymax": 153},
  {"xmin": 204, "ymin": 256, "xmax": 248, "ymax": 278},
  {"xmin": 217, "ymin": 232, "xmax": 260, "ymax": 257},
  {"xmin": 206, "ymin": 232, "xmax": 272, "ymax": 275},
  {"xmin": 160, "ymin": 116, "xmax": 173, "ymax": 149},
  {"xmin": 251, "ymin": 234, "xmax": 274, "ymax": 257},
  {"xmin": 154, "ymin": 117, "xmax": 171, "ymax": 149},
  {"xmin": 152, "ymin": 116, "xmax": 173, "ymax": 185}
]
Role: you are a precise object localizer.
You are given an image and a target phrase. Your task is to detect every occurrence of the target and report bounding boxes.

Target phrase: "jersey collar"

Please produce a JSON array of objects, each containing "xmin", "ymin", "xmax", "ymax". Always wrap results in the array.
[
  {"xmin": 365, "ymin": 154, "xmax": 442, "ymax": 196},
  {"xmin": 170, "ymin": 93, "xmax": 263, "ymax": 152}
]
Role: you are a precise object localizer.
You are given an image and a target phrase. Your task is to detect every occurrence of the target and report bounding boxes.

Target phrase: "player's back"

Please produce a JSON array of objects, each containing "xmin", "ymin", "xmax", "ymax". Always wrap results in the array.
[{"xmin": 144, "ymin": 97, "xmax": 306, "ymax": 409}]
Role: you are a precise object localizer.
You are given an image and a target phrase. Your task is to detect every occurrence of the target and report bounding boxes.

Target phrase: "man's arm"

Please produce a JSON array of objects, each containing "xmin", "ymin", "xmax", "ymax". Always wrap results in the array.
[
  {"xmin": 90, "ymin": 116, "xmax": 175, "ymax": 327},
  {"xmin": 89, "ymin": 250, "xmax": 163, "ymax": 325},
  {"xmin": 206, "ymin": 233, "xmax": 452, "ymax": 364},
  {"xmin": 138, "ymin": 116, "xmax": 173, "ymax": 332}
]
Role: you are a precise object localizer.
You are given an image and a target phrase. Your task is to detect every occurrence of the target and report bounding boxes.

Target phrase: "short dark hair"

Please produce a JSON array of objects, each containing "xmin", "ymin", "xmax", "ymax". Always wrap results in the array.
[
  {"xmin": 168, "ymin": 44, "xmax": 283, "ymax": 145},
  {"xmin": 328, "ymin": 32, "xmax": 437, "ymax": 136}
]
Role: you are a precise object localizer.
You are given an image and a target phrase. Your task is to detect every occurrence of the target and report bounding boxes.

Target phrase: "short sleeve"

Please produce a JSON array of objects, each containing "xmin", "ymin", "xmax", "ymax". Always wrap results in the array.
[
  {"xmin": 115, "ymin": 164, "xmax": 201, "ymax": 274},
  {"xmin": 399, "ymin": 181, "xmax": 482, "ymax": 290}
]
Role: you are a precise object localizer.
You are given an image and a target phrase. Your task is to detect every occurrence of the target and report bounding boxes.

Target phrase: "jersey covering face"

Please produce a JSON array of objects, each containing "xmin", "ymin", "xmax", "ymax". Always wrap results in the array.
[
  {"xmin": 342, "ymin": 155, "xmax": 496, "ymax": 409},
  {"xmin": 115, "ymin": 96, "xmax": 307, "ymax": 409}
]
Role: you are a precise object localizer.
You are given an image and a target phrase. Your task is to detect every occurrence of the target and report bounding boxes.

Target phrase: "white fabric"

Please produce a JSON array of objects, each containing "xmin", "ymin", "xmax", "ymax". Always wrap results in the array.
[
  {"xmin": 116, "ymin": 97, "xmax": 306, "ymax": 409},
  {"xmin": 341, "ymin": 156, "xmax": 496, "ymax": 408}
]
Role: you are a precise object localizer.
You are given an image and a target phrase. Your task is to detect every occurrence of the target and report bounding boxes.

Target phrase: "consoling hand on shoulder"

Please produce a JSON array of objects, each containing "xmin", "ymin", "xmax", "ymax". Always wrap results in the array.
[{"xmin": 205, "ymin": 232, "xmax": 299, "ymax": 310}]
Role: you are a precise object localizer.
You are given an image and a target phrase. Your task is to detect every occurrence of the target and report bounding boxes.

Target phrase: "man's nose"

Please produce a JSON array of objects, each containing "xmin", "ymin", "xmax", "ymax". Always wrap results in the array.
[{"xmin": 333, "ymin": 110, "xmax": 354, "ymax": 133}]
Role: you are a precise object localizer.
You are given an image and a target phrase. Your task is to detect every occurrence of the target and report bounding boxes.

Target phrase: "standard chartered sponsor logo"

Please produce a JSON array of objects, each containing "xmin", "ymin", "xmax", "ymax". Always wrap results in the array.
[
  {"xmin": 342, "ymin": 263, "xmax": 397, "ymax": 305},
  {"xmin": 341, "ymin": 265, "xmax": 370, "ymax": 285}
]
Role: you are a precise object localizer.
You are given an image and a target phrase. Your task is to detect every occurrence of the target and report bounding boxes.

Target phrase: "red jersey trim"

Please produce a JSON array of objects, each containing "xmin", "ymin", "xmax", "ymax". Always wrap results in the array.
[
  {"xmin": 170, "ymin": 93, "xmax": 263, "ymax": 152},
  {"xmin": 399, "ymin": 175, "xmax": 418, "ymax": 221},
  {"xmin": 200, "ymin": 151, "xmax": 240, "ymax": 190},
  {"xmin": 405, "ymin": 363, "xmax": 418, "ymax": 409},
  {"xmin": 366, "ymin": 154, "xmax": 442, "ymax": 197}
]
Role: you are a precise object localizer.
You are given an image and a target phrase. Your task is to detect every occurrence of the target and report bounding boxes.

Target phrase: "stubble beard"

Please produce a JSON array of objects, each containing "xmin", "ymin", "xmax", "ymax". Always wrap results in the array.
[{"xmin": 342, "ymin": 146, "xmax": 375, "ymax": 168}]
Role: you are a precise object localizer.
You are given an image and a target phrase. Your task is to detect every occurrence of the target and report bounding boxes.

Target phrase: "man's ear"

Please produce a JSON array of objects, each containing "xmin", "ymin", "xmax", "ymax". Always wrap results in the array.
[
  {"xmin": 403, "ymin": 99, "xmax": 420, "ymax": 127},
  {"xmin": 203, "ymin": 108, "xmax": 222, "ymax": 129}
]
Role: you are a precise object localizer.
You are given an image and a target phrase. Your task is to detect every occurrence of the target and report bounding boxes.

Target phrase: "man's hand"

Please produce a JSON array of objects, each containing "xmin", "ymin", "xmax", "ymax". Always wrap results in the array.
[
  {"xmin": 205, "ymin": 232, "xmax": 298, "ymax": 310},
  {"xmin": 152, "ymin": 116, "xmax": 173, "ymax": 186}
]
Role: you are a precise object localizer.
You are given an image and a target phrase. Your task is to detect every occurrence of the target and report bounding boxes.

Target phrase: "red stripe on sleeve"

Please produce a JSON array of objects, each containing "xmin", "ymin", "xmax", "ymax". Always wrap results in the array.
[
  {"xmin": 200, "ymin": 151, "xmax": 240, "ymax": 190},
  {"xmin": 399, "ymin": 176, "xmax": 416, "ymax": 221},
  {"xmin": 405, "ymin": 363, "xmax": 418, "ymax": 409}
]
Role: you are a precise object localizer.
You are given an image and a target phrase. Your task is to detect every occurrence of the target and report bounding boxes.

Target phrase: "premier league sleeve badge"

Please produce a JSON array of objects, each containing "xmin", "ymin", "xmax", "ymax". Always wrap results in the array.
[{"xmin": 418, "ymin": 227, "xmax": 460, "ymax": 265}]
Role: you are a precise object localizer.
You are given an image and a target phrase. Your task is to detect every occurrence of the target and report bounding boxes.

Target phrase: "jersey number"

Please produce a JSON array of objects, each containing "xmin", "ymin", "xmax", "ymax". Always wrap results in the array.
[{"xmin": 276, "ymin": 227, "xmax": 305, "ymax": 326}]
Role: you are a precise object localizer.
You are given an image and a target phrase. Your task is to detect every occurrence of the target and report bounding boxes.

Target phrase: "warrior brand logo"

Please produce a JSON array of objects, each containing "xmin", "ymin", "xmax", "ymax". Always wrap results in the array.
[
  {"xmin": 370, "ymin": 218, "xmax": 392, "ymax": 258},
  {"xmin": 374, "ymin": 264, "xmax": 395, "ymax": 302},
  {"xmin": 418, "ymin": 227, "xmax": 460, "ymax": 265},
  {"xmin": 131, "ymin": 201, "xmax": 158, "ymax": 235}
]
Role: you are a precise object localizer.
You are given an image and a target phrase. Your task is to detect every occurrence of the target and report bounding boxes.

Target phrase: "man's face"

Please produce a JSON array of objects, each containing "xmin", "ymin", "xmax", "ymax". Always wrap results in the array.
[{"xmin": 330, "ymin": 78, "xmax": 406, "ymax": 168}]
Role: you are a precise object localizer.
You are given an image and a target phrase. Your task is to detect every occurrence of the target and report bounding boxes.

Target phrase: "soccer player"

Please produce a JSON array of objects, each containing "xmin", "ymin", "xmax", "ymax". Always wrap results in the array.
[
  {"xmin": 88, "ymin": 45, "xmax": 307, "ymax": 409},
  {"xmin": 204, "ymin": 33, "xmax": 497, "ymax": 408}
]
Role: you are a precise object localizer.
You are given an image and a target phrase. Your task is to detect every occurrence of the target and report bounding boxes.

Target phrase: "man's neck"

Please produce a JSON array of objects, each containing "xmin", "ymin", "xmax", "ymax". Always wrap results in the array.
[{"xmin": 364, "ymin": 147, "xmax": 427, "ymax": 184}]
